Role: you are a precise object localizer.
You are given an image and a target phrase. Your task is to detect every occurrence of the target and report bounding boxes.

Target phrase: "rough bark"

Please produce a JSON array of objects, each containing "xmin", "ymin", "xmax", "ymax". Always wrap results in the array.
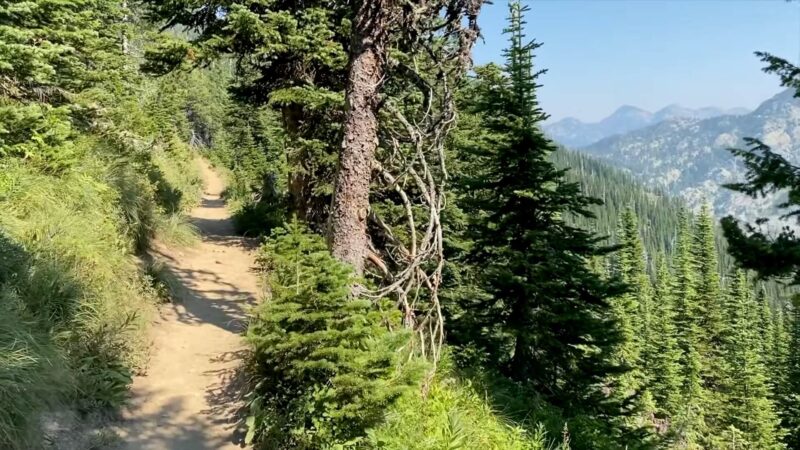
[
  {"xmin": 282, "ymin": 104, "xmax": 311, "ymax": 222},
  {"xmin": 328, "ymin": 0, "xmax": 392, "ymax": 274}
]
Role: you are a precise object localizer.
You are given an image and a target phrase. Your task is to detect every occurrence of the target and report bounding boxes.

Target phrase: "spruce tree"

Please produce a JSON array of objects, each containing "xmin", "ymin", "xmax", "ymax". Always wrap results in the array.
[
  {"xmin": 647, "ymin": 255, "xmax": 683, "ymax": 418},
  {"xmin": 245, "ymin": 222, "xmax": 421, "ymax": 447},
  {"xmin": 691, "ymin": 205, "xmax": 727, "ymax": 438},
  {"xmin": 779, "ymin": 298, "xmax": 800, "ymax": 449},
  {"xmin": 715, "ymin": 270, "xmax": 784, "ymax": 449},
  {"xmin": 671, "ymin": 209, "xmax": 708, "ymax": 448},
  {"xmin": 0, "ymin": 0, "xmax": 127, "ymax": 168},
  {"xmin": 458, "ymin": 1, "xmax": 625, "ymax": 415},
  {"xmin": 612, "ymin": 207, "xmax": 649, "ymax": 413}
]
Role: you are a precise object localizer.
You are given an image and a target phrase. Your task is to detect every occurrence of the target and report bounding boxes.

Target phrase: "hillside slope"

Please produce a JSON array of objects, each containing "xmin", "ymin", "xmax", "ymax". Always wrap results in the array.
[{"xmin": 581, "ymin": 89, "xmax": 799, "ymax": 224}]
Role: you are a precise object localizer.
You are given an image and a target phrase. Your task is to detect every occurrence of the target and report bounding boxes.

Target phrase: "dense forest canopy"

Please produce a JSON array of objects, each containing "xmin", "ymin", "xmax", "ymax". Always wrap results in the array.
[{"xmin": 0, "ymin": 1, "xmax": 799, "ymax": 449}]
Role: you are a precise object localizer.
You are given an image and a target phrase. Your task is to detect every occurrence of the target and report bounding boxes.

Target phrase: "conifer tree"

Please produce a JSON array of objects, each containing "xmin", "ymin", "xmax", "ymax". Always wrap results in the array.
[
  {"xmin": 715, "ymin": 270, "xmax": 784, "ymax": 449},
  {"xmin": 458, "ymin": 1, "xmax": 625, "ymax": 415},
  {"xmin": 1, "ymin": 0, "xmax": 127, "ymax": 168},
  {"xmin": 755, "ymin": 285, "xmax": 776, "ymax": 368},
  {"xmin": 778, "ymin": 298, "xmax": 800, "ymax": 448},
  {"xmin": 691, "ymin": 205, "xmax": 727, "ymax": 436},
  {"xmin": 671, "ymin": 209, "xmax": 708, "ymax": 448},
  {"xmin": 647, "ymin": 255, "xmax": 683, "ymax": 418},
  {"xmin": 611, "ymin": 207, "xmax": 648, "ymax": 409},
  {"xmin": 245, "ymin": 222, "xmax": 421, "ymax": 447}
]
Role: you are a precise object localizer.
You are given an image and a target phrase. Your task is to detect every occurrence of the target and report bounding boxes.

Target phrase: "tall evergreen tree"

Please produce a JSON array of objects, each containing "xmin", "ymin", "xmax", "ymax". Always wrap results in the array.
[
  {"xmin": 647, "ymin": 255, "xmax": 683, "ymax": 419},
  {"xmin": 715, "ymin": 270, "xmax": 784, "ymax": 449},
  {"xmin": 612, "ymin": 207, "xmax": 648, "ymax": 409},
  {"xmin": 457, "ymin": 1, "xmax": 625, "ymax": 415},
  {"xmin": 691, "ymin": 205, "xmax": 727, "ymax": 436},
  {"xmin": 779, "ymin": 298, "xmax": 800, "ymax": 448},
  {"xmin": 671, "ymin": 209, "xmax": 708, "ymax": 448}
]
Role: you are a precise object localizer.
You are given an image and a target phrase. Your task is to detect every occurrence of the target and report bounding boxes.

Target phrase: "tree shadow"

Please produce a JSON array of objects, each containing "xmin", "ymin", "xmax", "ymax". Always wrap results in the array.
[{"xmin": 120, "ymin": 383, "xmax": 247, "ymax": 449}]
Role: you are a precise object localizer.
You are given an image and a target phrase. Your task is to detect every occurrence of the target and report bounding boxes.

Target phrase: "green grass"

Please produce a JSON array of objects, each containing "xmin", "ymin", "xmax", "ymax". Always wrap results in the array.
[
  {"xmin": 0, "ymin": 138, "xmax": 202, "ymax": 448},
  {"xmin": 368, "ymin": 359, "xmax": 559, "ymax": 450}
]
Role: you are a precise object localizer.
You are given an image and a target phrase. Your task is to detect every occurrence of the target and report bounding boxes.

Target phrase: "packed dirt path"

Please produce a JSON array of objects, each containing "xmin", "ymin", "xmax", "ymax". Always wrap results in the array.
[{"xmin": 117, "ymin": 160, "xmax": 260, "ymax": 450}]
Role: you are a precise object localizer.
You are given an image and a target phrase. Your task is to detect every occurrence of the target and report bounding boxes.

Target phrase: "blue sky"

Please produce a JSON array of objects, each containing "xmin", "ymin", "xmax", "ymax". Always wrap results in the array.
[{"xmin": 472, "ymin": 0, "xmax": 800, "ymax": 122}]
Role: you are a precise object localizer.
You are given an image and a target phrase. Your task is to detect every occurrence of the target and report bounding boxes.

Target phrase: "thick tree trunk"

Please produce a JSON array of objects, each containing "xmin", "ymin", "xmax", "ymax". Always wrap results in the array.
[{"xmin": 328, "ymin": 1, "xmax": 391, "ymax": 274}]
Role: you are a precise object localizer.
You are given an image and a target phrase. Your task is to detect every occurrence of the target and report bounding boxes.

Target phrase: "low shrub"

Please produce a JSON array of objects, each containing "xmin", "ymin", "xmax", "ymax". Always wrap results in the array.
[{"xmin": 245, "ymin": 222, "xmax": 423, "ymax": 448}]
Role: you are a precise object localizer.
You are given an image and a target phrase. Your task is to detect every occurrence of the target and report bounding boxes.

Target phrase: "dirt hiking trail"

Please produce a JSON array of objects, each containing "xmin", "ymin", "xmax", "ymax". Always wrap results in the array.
[{"xmin": 117, "ymin": 160, "xmax": 260, "ymax": 450}]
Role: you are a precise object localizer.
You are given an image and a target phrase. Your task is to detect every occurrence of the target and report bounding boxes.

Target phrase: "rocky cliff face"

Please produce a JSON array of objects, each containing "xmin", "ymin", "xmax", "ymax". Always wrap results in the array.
[
  {"xmin": 581, "ymin": 89, "xmax": 799, "ymax": 225},
  {"xmin": 544, "ymin": 104, "xmax": 748, "ymax": 148}
]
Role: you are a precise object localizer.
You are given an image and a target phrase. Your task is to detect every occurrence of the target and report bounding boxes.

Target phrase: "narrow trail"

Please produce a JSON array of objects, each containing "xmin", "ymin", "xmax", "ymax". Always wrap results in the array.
[{"xmin": 118, "ymin": 160, "xmax": 260, "ymax": 450}]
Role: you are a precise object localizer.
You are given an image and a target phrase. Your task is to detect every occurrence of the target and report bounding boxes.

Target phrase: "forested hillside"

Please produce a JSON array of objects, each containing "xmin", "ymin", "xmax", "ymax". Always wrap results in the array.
[{"xmin": 2, "ymin": 1, "xmax": 799, "ymax": 450}]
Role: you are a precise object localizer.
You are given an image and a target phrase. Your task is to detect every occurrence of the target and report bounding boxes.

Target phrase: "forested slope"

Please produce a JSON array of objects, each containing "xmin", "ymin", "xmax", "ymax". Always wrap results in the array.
[{"xmin": 2, "ymin": 1, "xmax": 800, "ymax": 450}]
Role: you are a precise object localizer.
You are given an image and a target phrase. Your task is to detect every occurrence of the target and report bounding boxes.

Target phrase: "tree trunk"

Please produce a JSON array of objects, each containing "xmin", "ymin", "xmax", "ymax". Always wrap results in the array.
[
  {"xmin": 282, "ymin": 104, "xmax": 311, "ymax": 222},
  {"xmin": 328, "ymin": 1, "xmax": 391, "ymax": 274}
]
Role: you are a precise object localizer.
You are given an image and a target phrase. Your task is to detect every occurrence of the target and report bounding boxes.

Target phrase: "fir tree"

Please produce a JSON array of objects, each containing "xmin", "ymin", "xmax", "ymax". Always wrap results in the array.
[
  {"xmin": 0, "ymin": 0, "xmax": 127, "ymax": 168},
  {"xmin": 671, "ymin": 209, "xmax": 708, "ymax": 448},
  {"xmin": 691, "ymin": 205, "xmax": 727, "ymax": 437},
  {"xmin": 245, "ymin": 222, "xmax": 421, "ymax": 447},
  {"xmin": 458, "ymin": 1, "xmax": 626, "ymax": 417},
  {"xmin": 647, "ymin": 255, "xmax": 683, "ymax": 418},
  {"xmin": 778, "ymin": 298, "xmax": 800, "ymax": 449},
  {"xmin": 715, "ymin": 270, "xmax": 784, "ymax": 449},
  {"xmin": 612, "ymin": 207, "xmax": 649, "ymax": 412}
]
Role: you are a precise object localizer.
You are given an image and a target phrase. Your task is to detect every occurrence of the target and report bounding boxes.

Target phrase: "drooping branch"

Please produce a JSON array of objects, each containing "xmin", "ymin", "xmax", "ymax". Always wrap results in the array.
[{"xmin": 362, "ymin": 0, "xmax": 483, "ymax": 366}]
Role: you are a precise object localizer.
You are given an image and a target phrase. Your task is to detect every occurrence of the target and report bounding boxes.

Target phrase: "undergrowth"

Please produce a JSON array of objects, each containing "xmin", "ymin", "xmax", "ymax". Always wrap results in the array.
[
  {"xmin": 368, "ymin": 360, "xmax": 557, "ymax": 450},
  {"xmin": 0, "ymin": 136, "xmax": 201, "ymax": 448},
  {"xmin": 245, "ymin": 222, "xmax": 423, "ymax": 449}
]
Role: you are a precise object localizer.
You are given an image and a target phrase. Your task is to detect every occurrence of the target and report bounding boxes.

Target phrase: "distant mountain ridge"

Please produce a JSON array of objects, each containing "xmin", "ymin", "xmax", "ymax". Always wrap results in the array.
[
  {"xmin": 544, "ymin": 104, "xmax": 750, "ymax": 148},
  {"xmin": 580, "ymin": 89, "xmax": 799, "ymax": 226}
]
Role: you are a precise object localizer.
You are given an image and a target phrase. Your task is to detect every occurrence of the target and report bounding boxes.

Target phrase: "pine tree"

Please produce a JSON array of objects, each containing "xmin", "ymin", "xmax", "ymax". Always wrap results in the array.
[
  {"xmin": 715, "ymin": 270, "xmax": 784, "ymax": 449},
  {"xmin": 458, "ymin": 1, "xmax": 626, "ymax": 417},
  {"xmin": 647, "ymin": 255, "xmax": 683, "ymax": 418},
  {"xmin": 671, "ymin": 209, "xmax": 708, "ymax": 448}
]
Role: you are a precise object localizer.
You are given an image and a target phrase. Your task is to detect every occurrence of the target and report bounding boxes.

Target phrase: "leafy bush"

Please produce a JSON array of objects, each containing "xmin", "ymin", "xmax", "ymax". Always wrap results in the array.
[{"xmin": 245, "ymin": 222, "xmax": 423, "ymax": 448}]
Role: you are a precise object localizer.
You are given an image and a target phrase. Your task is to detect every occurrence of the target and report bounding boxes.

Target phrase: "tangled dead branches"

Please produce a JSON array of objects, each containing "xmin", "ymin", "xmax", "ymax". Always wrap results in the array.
[{"xmin": 364, "ymin": 0, "xmax": 483, "ymax": 367}]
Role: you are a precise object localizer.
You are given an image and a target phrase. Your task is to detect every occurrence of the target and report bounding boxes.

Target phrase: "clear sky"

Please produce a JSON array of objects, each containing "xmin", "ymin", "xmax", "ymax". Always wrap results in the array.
[{"xmin": 472, "ymin": 0, "xmax": 800, "ymax": 122}]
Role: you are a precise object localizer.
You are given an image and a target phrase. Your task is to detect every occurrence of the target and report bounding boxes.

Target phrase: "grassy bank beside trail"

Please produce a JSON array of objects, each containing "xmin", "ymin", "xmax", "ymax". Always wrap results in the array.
[{"xmin": 0, "ymin": 139, "xmax": 201, "ymax": 449}]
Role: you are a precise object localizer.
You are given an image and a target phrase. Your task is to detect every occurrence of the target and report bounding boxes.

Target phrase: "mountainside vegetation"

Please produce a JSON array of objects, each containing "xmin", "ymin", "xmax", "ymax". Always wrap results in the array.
[
  {"xmin": 1, "ymin": 1, "xmax": 798, "ymax": 449},
  {"xmin": 0, "ymin": 2, "xmax": 208, "ymax": 448}
]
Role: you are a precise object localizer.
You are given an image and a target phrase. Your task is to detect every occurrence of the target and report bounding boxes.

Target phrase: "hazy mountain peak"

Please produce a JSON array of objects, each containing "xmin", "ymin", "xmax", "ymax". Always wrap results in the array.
[
  {"xmin": 545, "ymin": 102, "xmax": 746, "ymax": 148},
  {"xmin": 581, "ymin": 89, "xmax": 800, "ymax": 226}
]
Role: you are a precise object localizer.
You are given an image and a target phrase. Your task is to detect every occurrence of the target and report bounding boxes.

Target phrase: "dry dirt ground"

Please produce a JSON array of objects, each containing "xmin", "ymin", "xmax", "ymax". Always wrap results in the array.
[{"xmin": 115, "ymin": 160, "xmax": 261, "ymax": 450}]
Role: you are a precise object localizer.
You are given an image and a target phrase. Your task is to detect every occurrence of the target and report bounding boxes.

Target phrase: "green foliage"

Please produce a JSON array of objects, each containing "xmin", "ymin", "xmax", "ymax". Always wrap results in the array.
[
  {"xmin": 0, "ymin": 0, "xmax": 127, "ymax": 168},
  {"xmin": 720, "ymin": 51, "xmax": 800, "ymax": 449},
  {"xmin": 551, "ymin": 150, "xmax": 685, "ymax": 260},
  {"xmin": 0, "ymin": 234, "xmax": 72, "ymax": 449},
  {"xmin": 714, "ymin": 270, "xmax": 784, "ymax": 449},
  {"xmin": 245, "ymin": 222, "xmax": 422, "ymax": 448},
  {"xmin": 451, "ymin": 2, "xmax": 626, "ymax": 418},
  {"xmin": 0, "ymin": 5, "xmax": 211, "ymax": 446},
  {"xmin": 142, "ymin": 0, "xmax": 349, "ymax": 225},
  {"xmin": 369, "ymin": 363, "xmax": 554, "ymax": 450}
]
